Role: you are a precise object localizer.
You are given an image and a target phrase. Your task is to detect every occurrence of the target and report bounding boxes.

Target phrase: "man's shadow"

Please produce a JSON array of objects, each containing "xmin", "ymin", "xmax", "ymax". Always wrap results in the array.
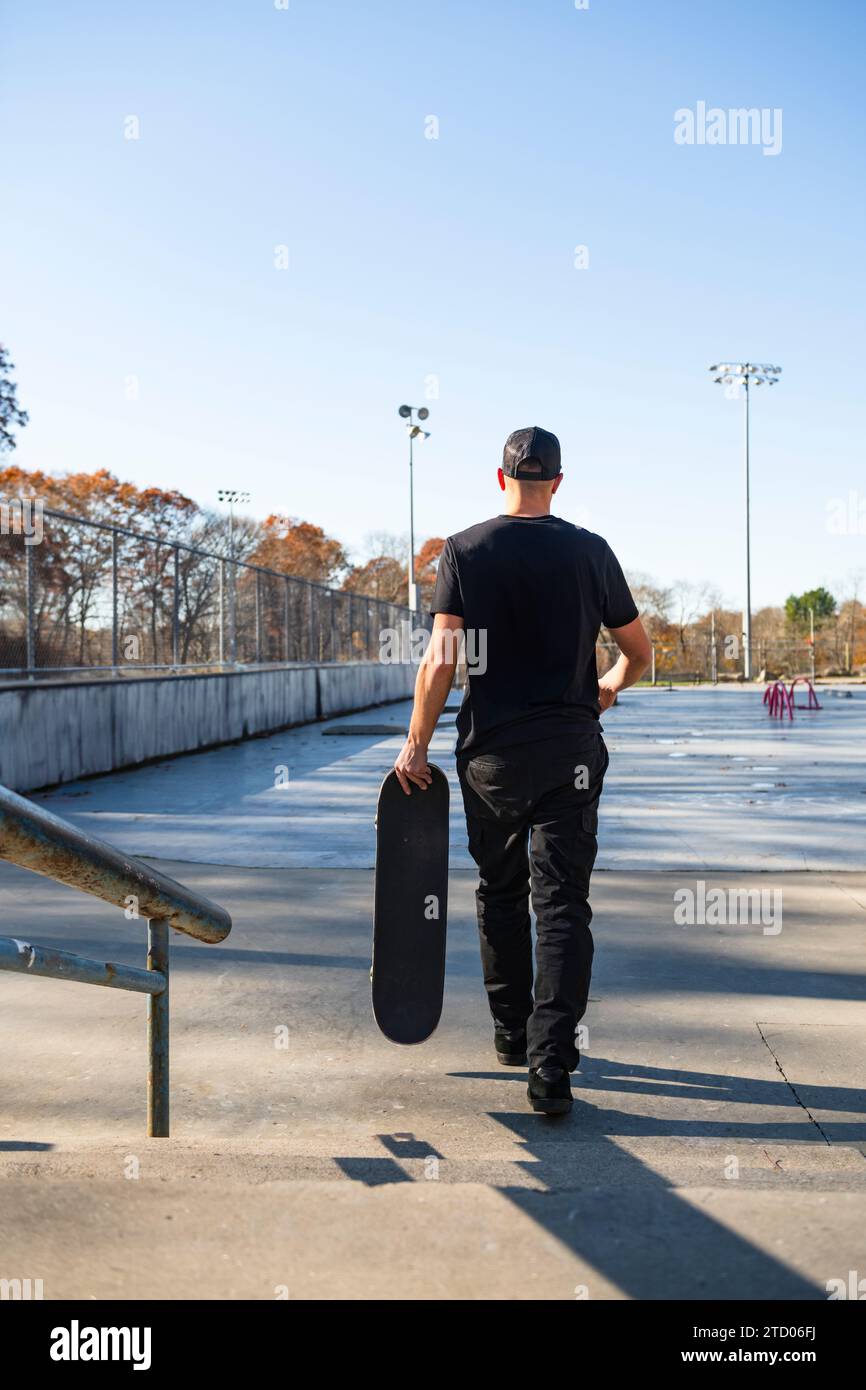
[
  {"xmin": 488, "ymin": 1056, "xmax": 866, "ymax": 1299},
  {"xmin": 348, "ymin": 1057, "xmax": 866, "ymax": 1298}
]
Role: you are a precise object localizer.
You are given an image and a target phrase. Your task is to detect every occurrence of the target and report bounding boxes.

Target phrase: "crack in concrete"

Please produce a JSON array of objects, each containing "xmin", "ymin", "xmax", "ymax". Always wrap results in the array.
[
  {"xmin": 756, "ymin": 1023, "xmax": 832, "ymax": 1146},
  {"xmin": 826, "ymin": 877, "xmax": 866, "ymax": 915}
]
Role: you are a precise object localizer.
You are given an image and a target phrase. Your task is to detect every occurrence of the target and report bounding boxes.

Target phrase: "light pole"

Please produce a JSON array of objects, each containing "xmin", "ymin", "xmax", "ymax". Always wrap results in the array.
[
  {"xmin": 217, "ymin": 489, "xmax": 250, "ymax": 563},
  {"xmin": 217, "ymin": 489, "xmax": 250, "ymax": 663},
  {"xmin": 397, "ymin": 406, "xmax": 430, "ymax": 612},
  {"xmin": 709, "ymin": 363, "xmax": 781, "ymax": 680}
]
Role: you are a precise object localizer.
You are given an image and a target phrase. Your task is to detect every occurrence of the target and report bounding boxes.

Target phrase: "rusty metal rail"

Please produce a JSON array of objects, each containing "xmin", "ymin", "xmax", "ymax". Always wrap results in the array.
[{"xmin": 0, "ymin": 784, "xmax": 231, "ymax": 1136}]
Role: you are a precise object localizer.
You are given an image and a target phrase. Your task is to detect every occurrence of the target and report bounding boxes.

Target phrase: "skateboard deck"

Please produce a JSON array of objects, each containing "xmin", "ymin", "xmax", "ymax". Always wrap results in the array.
[{"xmin": 372, "ymin": 765, "xmax": 449, "ymax": 1044}]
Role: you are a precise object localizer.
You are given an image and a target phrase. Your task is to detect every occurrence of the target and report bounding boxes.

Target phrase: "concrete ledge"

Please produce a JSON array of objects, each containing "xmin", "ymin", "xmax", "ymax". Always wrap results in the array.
[{"xmin": 0, "ymin": 662, "xmax": 415, "ymax": 791}]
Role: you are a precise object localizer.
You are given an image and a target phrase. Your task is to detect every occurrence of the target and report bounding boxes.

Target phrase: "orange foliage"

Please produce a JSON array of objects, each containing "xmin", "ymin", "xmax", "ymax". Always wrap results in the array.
[
  {"xmin": 248, "ymin": 515, "xmax": 349, "ymax": 585},
  {"xmin": 0, "ymin": 465, "xmax": 198, "ymax": 534},
  {"xmin": 343, "ymin": 555, "xmax": 407, "ymax": 603}
]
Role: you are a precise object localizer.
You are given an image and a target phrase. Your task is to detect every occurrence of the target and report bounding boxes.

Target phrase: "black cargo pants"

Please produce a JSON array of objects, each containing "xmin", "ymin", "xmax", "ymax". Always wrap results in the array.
[{"xmin": 457, "ymin": 731, "xmax": 609, "ymax": 1071}]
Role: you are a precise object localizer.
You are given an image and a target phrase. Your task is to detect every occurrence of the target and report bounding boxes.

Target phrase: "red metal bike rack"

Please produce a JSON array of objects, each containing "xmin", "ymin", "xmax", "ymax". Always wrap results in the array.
[
  {"xmin": 763, "ymin": 680, "xmax": 793, "ymax": 720},
  {"xmin": 789, "ymin": 676, "xmax": 822, "ymax": 710}
]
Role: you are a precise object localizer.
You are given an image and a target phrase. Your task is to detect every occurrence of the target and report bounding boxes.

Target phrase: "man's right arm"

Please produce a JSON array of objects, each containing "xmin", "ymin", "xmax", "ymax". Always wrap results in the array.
[{"xmin": 599, "ymin": 616, "xmax": 652, "ymax": 710}]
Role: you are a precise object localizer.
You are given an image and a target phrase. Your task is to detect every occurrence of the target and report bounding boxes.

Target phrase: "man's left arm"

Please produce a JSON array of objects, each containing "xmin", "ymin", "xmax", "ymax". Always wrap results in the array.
[{"xmin": 394, "ymin": 613, "xmax": 464, "ymax": 794}]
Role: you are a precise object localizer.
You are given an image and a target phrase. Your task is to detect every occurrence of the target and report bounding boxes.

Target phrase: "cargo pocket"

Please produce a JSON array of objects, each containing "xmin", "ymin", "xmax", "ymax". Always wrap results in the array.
[{"xmin": 581, "ymin": 805, "xmax": 599, "ymax": 836}]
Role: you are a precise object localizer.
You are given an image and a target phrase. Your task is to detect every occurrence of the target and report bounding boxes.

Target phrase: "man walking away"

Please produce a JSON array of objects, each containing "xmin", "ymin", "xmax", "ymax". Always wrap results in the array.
[{"xmin": 394, "ymin": 427, "xmax": 651, "ymax": 1114}]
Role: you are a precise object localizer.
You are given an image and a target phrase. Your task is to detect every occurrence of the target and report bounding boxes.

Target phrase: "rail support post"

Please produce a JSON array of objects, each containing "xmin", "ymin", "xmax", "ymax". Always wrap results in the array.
[{"xmin": 147, "ymin": 918, "xmax": 170, "ymax": 1137}]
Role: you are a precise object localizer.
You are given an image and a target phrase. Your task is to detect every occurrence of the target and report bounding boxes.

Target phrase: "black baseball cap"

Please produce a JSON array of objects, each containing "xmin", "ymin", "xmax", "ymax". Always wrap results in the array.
[{"xmin": 502, "ymin": 426, "xmax": 561, "ymax": 480}]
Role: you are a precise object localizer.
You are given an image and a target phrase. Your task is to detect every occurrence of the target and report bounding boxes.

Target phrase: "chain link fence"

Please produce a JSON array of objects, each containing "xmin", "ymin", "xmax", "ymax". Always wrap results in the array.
[
  {"xmin": 0, "ymin": 506, "xmax": 425, "ymax": 679},
  {"xmin": 599, "ymin": 636, "xmax": 847, "ymax": 683},
  {"xmin": 3, "ymin": 503, "xmax": 853, "ymax": 684}
]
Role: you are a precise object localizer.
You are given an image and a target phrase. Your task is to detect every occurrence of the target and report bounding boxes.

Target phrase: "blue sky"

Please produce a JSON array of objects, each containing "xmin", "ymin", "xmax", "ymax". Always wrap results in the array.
[{"xmin": 2, "ymin": 0, "xmax": 865, "ymax": 608}]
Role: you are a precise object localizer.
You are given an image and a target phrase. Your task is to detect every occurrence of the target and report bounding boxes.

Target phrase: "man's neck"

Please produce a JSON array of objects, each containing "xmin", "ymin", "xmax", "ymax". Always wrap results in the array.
[{"xmin": 502, "ymin": 502, "xmax": 552, "ymax": 518}]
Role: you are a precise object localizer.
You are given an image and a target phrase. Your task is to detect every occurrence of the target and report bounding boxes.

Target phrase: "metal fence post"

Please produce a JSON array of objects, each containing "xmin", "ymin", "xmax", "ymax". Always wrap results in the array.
[
  {"xmin": 229, "ymin": 563, "xmax": 237, "ymax": 664},
  {"xmin": 255, "ymin": 571, "xmax": 262, "ymax": 663},
  {"xmin": 147, "ymin": 918, "xmax": 169, "ymax": 1138},
  {"xmin": 0, "ymin": 503, "xmax": 443, "ymax": 676},
  {"xmin": 111, "ymin": 530, "xmax": 119, "ymax": 670},
  {"xmin": 25, "ymin": 542, "xmax": 36, "ymax": 677},
  {"xmin": 218, "ymin": 559, "xmax": 225, "ymax": 666},
  {"xmin": 172, "ymin": 546, "xmax": 180, "ymax": 667}
]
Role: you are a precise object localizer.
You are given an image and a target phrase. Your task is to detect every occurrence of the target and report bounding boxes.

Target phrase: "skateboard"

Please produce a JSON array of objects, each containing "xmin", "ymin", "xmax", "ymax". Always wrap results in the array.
[{"xmin": 372, "ymin": 765, "xmax": 449, "ymax": 1044}]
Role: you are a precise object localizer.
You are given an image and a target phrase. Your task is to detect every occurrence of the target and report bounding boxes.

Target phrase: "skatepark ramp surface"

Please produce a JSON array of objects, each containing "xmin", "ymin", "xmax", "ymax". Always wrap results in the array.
[{"xmin": 0, "ymin": 784, "xmax": 231, "ymax": 1136}]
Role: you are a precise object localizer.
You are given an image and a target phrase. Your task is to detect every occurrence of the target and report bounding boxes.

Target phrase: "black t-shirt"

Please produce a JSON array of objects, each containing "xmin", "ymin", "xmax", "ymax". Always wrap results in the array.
[{"xmin": 430, "ymin": 514, "xmax": 638, "ymax": 757}]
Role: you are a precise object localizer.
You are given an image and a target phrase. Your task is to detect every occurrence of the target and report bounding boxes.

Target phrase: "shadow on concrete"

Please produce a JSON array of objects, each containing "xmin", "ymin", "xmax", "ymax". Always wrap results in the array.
[
  {"xmin": 495, "ymin": 1120, "xmax": 821, "ymax": 1299},
  {"xmin": 453, "ymin": 1057, "xmax": 866, "ymax": 1135},
  {"xmin": 354, "ymin": 1056, "xmax": 857, "ymax": 1297},
  {"xmin": 333, "ymin": 1157, "xmax": 413, "ymax": 1185},
  {"xmin": 594, "ymin": 938, "xmax": 866, "ymax": 1005},
  {"xmin": 335, "ymin": 1135, "xmax": 445, "ymax": 1186},
  {"xmin": 0, "ymin": 915, "xmax": 480, "ymax": 977},
  {"xmin": 377, "ymin": 1133, "xmax": 445, "ymax": 1160}
]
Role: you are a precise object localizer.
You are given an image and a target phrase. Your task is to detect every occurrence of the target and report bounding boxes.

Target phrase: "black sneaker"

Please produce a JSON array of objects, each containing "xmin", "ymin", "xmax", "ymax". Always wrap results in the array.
[
  {"xmin": 527, "ymin": 1065, "xmax": 572, "ymax": 1114},
  {"xmin": 494, "ymin": 1026, "xmax": 528, "ymax": 1067}
]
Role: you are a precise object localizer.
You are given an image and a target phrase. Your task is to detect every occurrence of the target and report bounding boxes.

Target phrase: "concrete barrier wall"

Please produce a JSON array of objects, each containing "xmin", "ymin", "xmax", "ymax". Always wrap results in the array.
[{"xmin": 0, "ymin": 662, "xmax": 415, "ymax": 792}]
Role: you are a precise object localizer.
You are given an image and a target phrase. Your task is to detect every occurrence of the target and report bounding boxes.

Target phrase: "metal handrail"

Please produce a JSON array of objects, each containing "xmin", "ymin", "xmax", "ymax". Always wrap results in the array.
[
  {"xmin": 0, "ymin": 786, "xmax": 230, "ymax": 942},
  {"xmin": 0, "ymin": 784, "xmax": 232, "ymax": 1135}
]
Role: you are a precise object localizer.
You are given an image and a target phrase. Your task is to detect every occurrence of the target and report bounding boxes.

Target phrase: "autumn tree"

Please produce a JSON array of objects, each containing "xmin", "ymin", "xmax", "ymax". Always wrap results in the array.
[
  {"xmin": 0, "ymin": 466, "xmax": 141, "ymax": 663},
  {"xmin": 415, "ymin": 536, "xmax": 445, "ymax": 608},
  {"xmin": 669, "ymin": 579, "xmax": 714, "ymax": 656},
  {"xmin": 122, "ymin": 489, "xmax": 200, "ymax": 664},
  {"xmin": 622, "ymin": 572, "xmax": 671, "ymax": 640},
  {"xmin": 363, "ymin": 532, "xmax": 409, "ymax": 567},
  {"xmin": 0, "ymin": 465, "xmax": 205, "ymax": 664},
  {"xmin": 343, "ymin": 533, "xmax": 444, "ymax": 610},
  {"xmin": 249, "ymin": 515, "xmax": 348, "ymax": 585},
  {"xmin": 833, "ymin": 573, "xmax": 865, "ymax": 671},
  {"xmin": 343, "ymin": 555, "xmax": 407, "ymax": 604}
]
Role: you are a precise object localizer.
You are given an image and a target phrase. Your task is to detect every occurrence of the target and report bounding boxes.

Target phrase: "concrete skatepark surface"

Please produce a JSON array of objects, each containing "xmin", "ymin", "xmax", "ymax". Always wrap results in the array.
[
  {"xmin": 1, "ymin": 687, "xmax": 865, "ymax": 1299},
  {"xmin": 29, "ymin": 685, "xmax": 866, "ymax": 872}
]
